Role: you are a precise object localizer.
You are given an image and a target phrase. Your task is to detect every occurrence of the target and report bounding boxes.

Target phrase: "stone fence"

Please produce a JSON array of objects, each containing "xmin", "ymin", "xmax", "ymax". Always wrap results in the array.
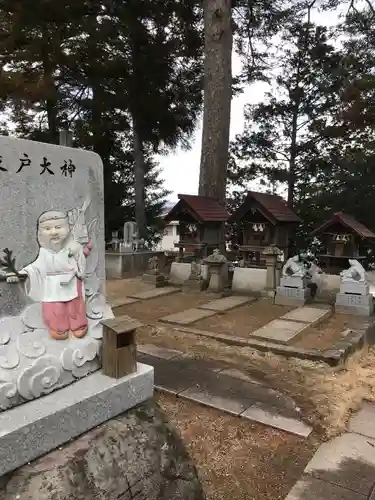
[{"xmin": 105, "ymin": 251, "xmax": 172, "ymax": 279}]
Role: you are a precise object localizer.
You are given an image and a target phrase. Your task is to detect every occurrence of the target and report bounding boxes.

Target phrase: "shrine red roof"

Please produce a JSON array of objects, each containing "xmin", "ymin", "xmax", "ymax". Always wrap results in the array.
[
  {"xmin": 312, "ymin": 212, "xmax": 375, "ymax": 239},
  {"xmin": 229, "ymin": 191, "xmax": 301, "ymax": 224},
  {"xmin": 164, "ymin": 194, "xmax": 229, "ymax": 223}
]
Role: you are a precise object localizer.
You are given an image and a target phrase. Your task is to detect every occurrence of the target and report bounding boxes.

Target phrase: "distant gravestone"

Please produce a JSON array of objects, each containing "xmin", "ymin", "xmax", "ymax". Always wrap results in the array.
[
  {"xmin": 123, "ymin": 221, "xmax": 138, "ymax": 251},
  {"xmin": 0, "ymin": 135, "xmax": 113, "ymax": 411}
]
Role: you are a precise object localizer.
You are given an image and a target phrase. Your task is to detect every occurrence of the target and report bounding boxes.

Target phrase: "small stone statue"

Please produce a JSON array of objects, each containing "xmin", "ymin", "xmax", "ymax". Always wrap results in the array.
[
  {"xmin": 282, "ymin": 255, "xmax": 307, "ymax": 278},
  {"xmin": 189, "ymin": 260, "xmax": 202, "ymax": 280},
  {"xmin": 147, "ymin": 256, "xmax": 159, "ymax": 275},
  {"xmin": 238, "ymin": 258, "xmax": 246, "ymax": 268},
  {"xmin": 206, "ymin": 248, "xmax": 227, "ymax": 263},
  {"xmin": 340, "ymin": 259, "xmax": 366, "ymax": 282}
]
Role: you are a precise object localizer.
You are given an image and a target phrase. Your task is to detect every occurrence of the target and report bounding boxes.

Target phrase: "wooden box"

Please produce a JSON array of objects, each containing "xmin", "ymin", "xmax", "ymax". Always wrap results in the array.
[{"xmin": 101, "ymin": 315, "xmax": 142, "ymax": 379}]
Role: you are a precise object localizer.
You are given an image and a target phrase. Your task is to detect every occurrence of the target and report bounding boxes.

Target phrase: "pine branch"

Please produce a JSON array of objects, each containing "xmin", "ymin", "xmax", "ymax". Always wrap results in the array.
[{"xmin": 0, "ymin": 248, "xmax": 25, "ymax": 279}]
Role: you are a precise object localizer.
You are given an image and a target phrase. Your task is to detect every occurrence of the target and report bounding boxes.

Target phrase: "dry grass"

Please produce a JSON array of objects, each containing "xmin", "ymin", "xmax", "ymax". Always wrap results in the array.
[
  {"xmin": 156, "ymin": 392, "xmax": 317, "ymax": 500},
  {"xmin": 138, "ymin": 324, "xmax": 375, "ymax": 439},
  {"xmin": 292, "ymin": 313, "xmax": 353, "ymax": 349}
]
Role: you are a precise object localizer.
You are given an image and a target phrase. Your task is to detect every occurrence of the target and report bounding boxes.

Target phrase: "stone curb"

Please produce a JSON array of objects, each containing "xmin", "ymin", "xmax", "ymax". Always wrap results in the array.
[{"xmin": 171, "ymin": 325, "xmax": 367, "ymax": 367}]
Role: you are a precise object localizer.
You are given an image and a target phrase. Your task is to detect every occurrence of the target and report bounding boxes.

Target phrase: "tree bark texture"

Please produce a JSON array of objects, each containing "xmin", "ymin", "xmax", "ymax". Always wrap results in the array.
[
  {"xmin": 41, "ymin": 27, "xmax": 58, "ymax": 144},
  {"xmin": 199, "ymin": 0, "xmax": 232, "ymax": 203}
]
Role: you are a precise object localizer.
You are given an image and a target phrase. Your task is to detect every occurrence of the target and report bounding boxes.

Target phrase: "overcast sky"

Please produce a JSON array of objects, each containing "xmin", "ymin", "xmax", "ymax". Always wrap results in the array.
[{"xmin": 156, "ymin": 6, "xmax": 344, "ymax": 202}]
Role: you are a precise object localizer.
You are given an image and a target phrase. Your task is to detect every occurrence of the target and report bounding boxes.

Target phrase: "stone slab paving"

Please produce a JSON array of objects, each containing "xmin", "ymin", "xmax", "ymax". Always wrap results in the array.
[
  {"xmin": 110, "ymin": 296, "xmax": 139, "ymax": 308},
  {"xmin": 284, "ymin": 402, "xmax": 375, "ymax": 499},
  {"xmin": 281, "ymin": 306, "xmax": 331, "ymax": 325},
  {"xmin": 250, "ymin": 319, "xmax": 309, "ymax": 344},
  {"xmin": 128, "ymin": 287, "xmax": 181, "ymax": 300},
  {"xmin": 348, "ymin": 401, "xmax": 375, "ymax": 439},
  {"xmin": 242, "ymin": 406, "xmax": 312, "ymax": 438},
  {"xmin": 178, "ymin": 387, "xmax": 253, "ymax": 416},
  {"xmin": 214, "ymin": 367, "xmax": 265, "ymax": 386},
  {"xmin": 137, "ymin": 344, "xmax": 183, "ymax": 360},
  {"xmin": 304, "ymin": 433, "xmax": 375, "ymax": 495},
  {"xmin": 160, "ymin": 308, "xmax": 217, "ymax": 325},
  {"xmin": 136, "ymin": 346, "xmax": 311, "ymax": 437},
  {"xmin": 198, "ymin": 295, "xmax": 255, "ymax": 312},
  {"xmin": 285, "ymin": 475, "xmax": 365, "ymax": 500}
]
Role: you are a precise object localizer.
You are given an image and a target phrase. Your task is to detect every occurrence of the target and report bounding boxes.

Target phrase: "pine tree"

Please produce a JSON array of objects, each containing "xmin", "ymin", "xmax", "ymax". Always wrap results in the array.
[
  {"xmin": 230, "ymin": 18, "xmax": 344, "ymax": 208},
  {"xmin": 0, "ymin": 0, "xmax": 203, "ymax": 240}
]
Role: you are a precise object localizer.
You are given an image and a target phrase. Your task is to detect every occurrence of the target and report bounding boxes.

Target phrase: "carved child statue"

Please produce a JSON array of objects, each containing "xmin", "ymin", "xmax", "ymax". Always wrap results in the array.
[{"xmin": 7, "ymin": 210, "xmax": 92, "ymax": 341}]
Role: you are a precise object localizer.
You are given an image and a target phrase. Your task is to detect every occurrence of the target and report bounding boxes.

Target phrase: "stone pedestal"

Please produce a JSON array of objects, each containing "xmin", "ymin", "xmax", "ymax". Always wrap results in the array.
[
  {"xmin": 184, "ymin": 277, "xmax": 204, "ymax": 292},
  {"xmin": 262, "ymin": 245, "xmax": 283, "ymax": 299},
  {"xmin": 203, "ymin": 250, "xmax": 227, "ymax": 294},
  {"xmin": 275, "ymin": 276, "xmax": 311, "ymax": 306},
  {"xmin": 142, "ymin": 272, "xmax": 167, "ymax": 287},
  {"xmin": 335, "ymin": 280, "xmax": 374, "ymax": 316},
  {"xmin": 206, "ymin": 264, "xmax": 225, "ymax": 293}
]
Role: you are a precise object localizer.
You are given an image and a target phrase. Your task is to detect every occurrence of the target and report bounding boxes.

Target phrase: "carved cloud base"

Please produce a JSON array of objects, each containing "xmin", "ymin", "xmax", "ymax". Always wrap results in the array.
[{"xmin": 0, "ymin": 292, "xmax": 113, "ymax": 411}]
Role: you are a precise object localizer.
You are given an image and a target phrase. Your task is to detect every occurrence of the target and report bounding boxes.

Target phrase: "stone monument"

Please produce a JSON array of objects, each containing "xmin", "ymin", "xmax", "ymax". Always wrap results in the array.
[
  {"xmin": 275, "ymin": 254, "xmax": 311, "ymax": 306},
  {"xmin": 142, "ymin": 255, "xmax": 167, "ymax": 287},
  {"xmin": 0, "ymin": 135, "xmax": 153, "ymax": 477},
  {"xmin": 203, "ymin": 249, "xmax": 228, "ymax": 293},
  {"xmin": 184, "ymin": 259, "xmax": 204, "ymax": 291},
  {"xmin": 123, "ymin": 220, "xmax": 138, "ymax": 252},
  {"xmin": 262, "ymin": 244, "xmax": 283, "ymax": 298},
  {"xmin": 335, "ymin": 259, "xmax": 374, "ymax": 316}
]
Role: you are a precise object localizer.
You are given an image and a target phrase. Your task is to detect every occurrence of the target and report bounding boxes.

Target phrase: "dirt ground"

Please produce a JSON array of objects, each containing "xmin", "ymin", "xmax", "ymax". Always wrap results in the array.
[
  {"xmin": 293, "ymin": 313, "xmax": 354, "ymax": 349},
  {"xmin": 115, "ymin": 292, "xmax": 211, "ymax": 323},
  {"xmin": 109, "ymin": 279, "xmax": 375, "ymax": 439},
  {"xmin": 157, "ymin": 392, "xmax": 317, "ymax": 500},
  {"xmin": 106, "ymin": 278, "xmax": 152, "ymax": 303},
  {"xmin": 193, "ymin": 299, "xmax": 293, "ymax": 337}
]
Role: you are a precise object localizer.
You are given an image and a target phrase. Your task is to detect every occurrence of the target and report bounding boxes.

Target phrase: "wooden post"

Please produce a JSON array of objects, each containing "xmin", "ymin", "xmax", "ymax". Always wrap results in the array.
[{"xmin": 101, "ymin": 315, "xmax": 141, "ymax": 379}]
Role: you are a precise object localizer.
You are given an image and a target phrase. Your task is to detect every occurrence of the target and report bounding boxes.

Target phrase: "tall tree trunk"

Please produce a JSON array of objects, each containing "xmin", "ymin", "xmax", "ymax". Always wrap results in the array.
[
  {"xmin": 288, "ymin": 106, "xmax": 299, "ymax": 208},
  {"xmin": 41, "ymin": 27, "xmax": 58, "ymax": 144},
  {"xmin": 132, "ymin": 116, "xmax": 147, "ymax": 241},
  {"xmin": 199, "ymin": 0, "xmax": 232, "ymax": 203}
]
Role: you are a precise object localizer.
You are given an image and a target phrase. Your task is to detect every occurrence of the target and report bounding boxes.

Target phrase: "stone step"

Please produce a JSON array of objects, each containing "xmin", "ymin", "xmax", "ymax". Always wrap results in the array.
[
  {"xmin": 280, "ymin": 306, "xmax": 331, "ymax": 325},
  {"xmin": 198, "ymin": 296, "xmax": 256, "ymax": 312},
  {"xmin": 110, "ymin": 297, "xmax": 139, "ymax": 308},
  {"xmin": 160, "ymin": 308, "xmax": 217, "ymax": 325},
  {"xmin": 128, "ymin": 287, "xmax": 181, "ymax": 300},
  {"xmin": 136, "ymin": 349, "xmax": 311, "ymax": 437},
  {"xmin": 250, "ymin": 319, "xmax": 309, "ymax": 345}
]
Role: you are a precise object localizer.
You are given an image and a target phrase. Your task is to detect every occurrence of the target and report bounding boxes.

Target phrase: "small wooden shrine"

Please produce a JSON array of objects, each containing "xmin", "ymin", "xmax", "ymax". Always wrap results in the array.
[
  {"xmin": 164, "ymin": 194, "xmax": 229, "ymax": 259},
  {"xmin": 311, "ymin": 212, "xmax": 375, "ymax": 273},
  {"xmin": 228, "ymin": 191, "xmax": 301, "ymax": 266}
]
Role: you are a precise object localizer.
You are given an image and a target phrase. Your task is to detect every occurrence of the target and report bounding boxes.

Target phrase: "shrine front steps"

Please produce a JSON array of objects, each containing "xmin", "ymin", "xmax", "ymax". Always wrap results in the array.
[{"xmin": 136, "ymin": 344, "xmax": 312, "ymax": 438}]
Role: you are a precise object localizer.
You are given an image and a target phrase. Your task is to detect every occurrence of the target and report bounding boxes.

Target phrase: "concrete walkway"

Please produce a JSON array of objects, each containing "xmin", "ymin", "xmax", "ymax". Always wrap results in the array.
[
  {"xmin": 137, "ymin": 344, "xmax": 311, "ymax": 438},
  {"xmin": 285, "ymin": 401, "xmax": 375, "ymax": 499}
]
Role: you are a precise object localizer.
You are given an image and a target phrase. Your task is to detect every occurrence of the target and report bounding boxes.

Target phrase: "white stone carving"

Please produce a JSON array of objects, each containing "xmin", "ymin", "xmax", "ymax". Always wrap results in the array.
[
  {"xmin": 0, "ymin": 344, "xmax": 20, "ymax": 369},
  {"xmin": 0, "ymin": 317, "xmax": 25, "ymax": 345},
  {"xmin": 282, "ymin": 255, "xmax": 307, "ymax": 278},
  {"xmin": 18, "ymin": 355, "xmax": 63, "ymax": 400},
  {"xmin": 340, "ymin": 258, "xmax": 366, "ymax": 283},
  {"xmin": 61, "ymin": 339, "xmax": 100, "ymax": 377},
  {"xmin": 0, "ymin": 199, "xmax": 114, "ymax": 412},
  {"xmin": 17, "ymin": 331, "xmax": 46, "ymax": 359},
  {"xmin": 0, "ymin": 372, "xmax": 17, "ymax": 409}
]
